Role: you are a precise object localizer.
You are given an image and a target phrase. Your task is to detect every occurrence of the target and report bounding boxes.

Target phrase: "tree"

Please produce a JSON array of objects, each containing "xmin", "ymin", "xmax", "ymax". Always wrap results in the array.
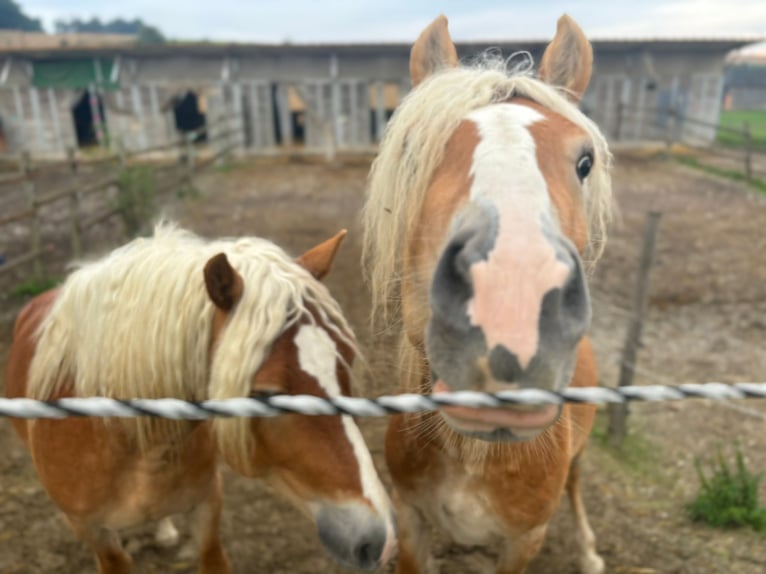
[
  {"xmin": 53, "ymin": 17, "xmax": 165, "ymax": 44},
  {"xmin": 0, "ymin": 0, "xmax": 43, "ymax": 32}
]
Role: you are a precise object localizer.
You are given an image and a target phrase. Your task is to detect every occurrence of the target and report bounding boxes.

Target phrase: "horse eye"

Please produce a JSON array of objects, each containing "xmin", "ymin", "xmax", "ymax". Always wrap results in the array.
[{"xmin": 576, "ymin": 153, "xmax": 593, "ymax": 181}]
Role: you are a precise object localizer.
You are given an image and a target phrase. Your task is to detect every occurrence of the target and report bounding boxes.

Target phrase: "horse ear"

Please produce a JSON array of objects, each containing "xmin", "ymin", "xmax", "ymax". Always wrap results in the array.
[
  {"xmin": 204, "ymin": 253, "xmax": 244, "ymax": 311},
  {"xmin": 297, "ymin": 229, "xmax": 347, "ymax": 280},
  {"xmin": 538, "ymin": 14, "xmax": 593, "ymax": 102},
  {"xmin": 410, "ymin": 15, "xmax": 459, "ymax": 87}
]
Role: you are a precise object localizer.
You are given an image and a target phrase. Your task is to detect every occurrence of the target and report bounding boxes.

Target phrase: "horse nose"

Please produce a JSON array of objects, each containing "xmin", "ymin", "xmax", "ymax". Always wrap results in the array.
[
  {"xmin": 430, "ymin": 205, "xmax": 498, "ymax": 327},
  {"xmin": 540, "ymin": 239, "xmax": 590, "ymax": 343},
  {"xmin": 316, "ymin": 503, "xmax": 391, "ymax": 571},
  {"xmin": 352, "ymin": 535, "xmax": 385, "ymax": 570}
]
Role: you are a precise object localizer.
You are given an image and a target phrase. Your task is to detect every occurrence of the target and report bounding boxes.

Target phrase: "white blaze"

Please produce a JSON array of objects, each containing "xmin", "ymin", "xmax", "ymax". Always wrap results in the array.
[
  {"xmin": 465, "ymin": 103, "xmax": 571, "ymax": 369},
  {"xmin": 294, "ymin": 324, "xmax": 393, "ymax": 521}
]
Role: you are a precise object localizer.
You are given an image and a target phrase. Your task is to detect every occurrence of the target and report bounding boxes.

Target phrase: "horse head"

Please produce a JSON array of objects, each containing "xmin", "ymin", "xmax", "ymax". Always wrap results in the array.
[
  {"xmin": 365, "ymin": 15, "xmax": 612, "ymax": 442},
  {"xmin": 204, "ymin": 232, "xmax": 396, "ymax": 570}
]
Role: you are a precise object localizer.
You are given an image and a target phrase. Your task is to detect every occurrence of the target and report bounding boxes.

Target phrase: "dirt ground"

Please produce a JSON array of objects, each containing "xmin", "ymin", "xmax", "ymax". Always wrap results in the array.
[{"xmin": 1, "ymin": 154, "xmax": 765, "ymax": 573}]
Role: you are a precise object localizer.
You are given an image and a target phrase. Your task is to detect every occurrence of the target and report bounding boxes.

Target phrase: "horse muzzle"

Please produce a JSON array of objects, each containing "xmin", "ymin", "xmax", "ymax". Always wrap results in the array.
[{"xmin": 315, "ymin": 502, "xmax": 397, "ymax": 571}]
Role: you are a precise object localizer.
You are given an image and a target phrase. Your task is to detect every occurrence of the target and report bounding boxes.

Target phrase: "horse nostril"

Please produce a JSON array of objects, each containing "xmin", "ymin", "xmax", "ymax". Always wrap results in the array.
[
  {"xmin": 355, "ymin": 542, "xmax": 374, "ymax": 567},
  {"xmin": 353, "ymin": 535, "xmax": 385, "ymax": 570},
  {"xmin": 561, "ymin": 252, "xmax": 589, "ymax": 325}
]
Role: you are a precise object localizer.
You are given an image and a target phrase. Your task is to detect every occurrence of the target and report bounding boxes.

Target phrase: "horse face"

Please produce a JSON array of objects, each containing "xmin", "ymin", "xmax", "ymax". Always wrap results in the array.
[
  {"xmin": 404, "ymin": 16, "xmax": 597, "ymax": 442},
  {"xmin": 204, "ymin": 236, "xmax": 396, "ymax": 571},
  {"xmin": 243, "ymin": 318, "xmax": 396, "ymax": 571}
]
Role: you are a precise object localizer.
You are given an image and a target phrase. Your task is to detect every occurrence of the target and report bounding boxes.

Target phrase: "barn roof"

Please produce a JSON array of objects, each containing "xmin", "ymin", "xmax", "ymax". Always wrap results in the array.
[{"xmin": 0, "ymin": 37, "xmax": 759, "ymax": 60}]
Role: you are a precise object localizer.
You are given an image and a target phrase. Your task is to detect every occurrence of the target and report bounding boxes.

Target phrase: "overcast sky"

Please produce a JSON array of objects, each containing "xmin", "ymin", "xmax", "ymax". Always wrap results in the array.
[{"xmin": 22, "ymin": 0, "xmax": 766, "ymax": 43}]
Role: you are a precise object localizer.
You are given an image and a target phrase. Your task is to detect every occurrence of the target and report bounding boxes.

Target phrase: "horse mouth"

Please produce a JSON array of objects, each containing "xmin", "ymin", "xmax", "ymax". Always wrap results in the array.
[{"xmin": 432, "ymin": 379, "xmax": 561, "ymax": 436}]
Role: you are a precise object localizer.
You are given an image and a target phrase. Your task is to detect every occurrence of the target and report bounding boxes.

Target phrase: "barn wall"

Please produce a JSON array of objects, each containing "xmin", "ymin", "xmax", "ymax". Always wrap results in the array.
[{"xmin": 0, "ymin": 43, "xmax": 742, "ymax": 155}]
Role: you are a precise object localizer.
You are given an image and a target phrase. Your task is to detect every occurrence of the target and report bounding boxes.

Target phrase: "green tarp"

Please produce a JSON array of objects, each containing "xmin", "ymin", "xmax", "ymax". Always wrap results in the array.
[{"xmin": 32, "ymin": 58, "xmax": 119, "ymax": 90}]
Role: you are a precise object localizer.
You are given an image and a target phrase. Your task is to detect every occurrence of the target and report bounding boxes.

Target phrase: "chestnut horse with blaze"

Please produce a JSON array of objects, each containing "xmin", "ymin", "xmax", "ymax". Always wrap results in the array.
[
  {"xmin": 5, "ymin": 223, "xmax": 395, "ymax": 573},
  {"xmin": 363, "ymin": 14, "xmax": 612, "ymax": 574}
]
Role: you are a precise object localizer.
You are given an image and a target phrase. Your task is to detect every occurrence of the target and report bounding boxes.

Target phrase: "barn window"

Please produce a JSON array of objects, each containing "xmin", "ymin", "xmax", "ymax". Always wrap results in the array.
[
  {"xmin": 172, "ymin": 91, "xmax": 207, "ymax": 142},
  {"xmin": 72, "ymin": 89, "xmax": 106, "ymax": 148}
]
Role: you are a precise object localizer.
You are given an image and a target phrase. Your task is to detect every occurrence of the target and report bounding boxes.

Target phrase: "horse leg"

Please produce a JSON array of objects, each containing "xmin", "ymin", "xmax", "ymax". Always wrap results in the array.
[
  {"xmin": 566, "ymin": 456, "xmax": 604, "ymax": 574},
  {"xmin": 394, "ymin": 495, "xmax": 432, "ymax": 574},
  {"xmin": 66, "ymin": 518, "xmax": 132, "ymax": 574},
  {"xmin": 496, "ymin": 525, "xmax": 547, "ymax": 574},
  {"xmin": 155, "ymin": 517, "xmax": 180, "ymax": 548},
  {"xmin": 190, "ymin": 471, "xmax": 230, "ymax": 574}
]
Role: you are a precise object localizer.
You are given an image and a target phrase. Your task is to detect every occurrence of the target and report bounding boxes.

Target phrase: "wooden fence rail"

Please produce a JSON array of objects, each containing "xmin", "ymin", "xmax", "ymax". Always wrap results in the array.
[
  {"xmin": 0, "ymin": 118, "xmax": 237, "ymax": 283},
  {"xmin": 615, "ymin": 103, "xmax": 766, "ymax": 184}
]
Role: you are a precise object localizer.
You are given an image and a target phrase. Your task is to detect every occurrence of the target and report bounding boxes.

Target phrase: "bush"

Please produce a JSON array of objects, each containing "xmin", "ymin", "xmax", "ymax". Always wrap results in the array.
[
  {"xmin": 686, "ymin": 444, "xmax": 766, "ymax": 533},
  {"xmin": 115, "ymin": 165, "xmax": 157, "ymax": 237},
  {"xmin": 11, "ymin": 276, "xmax": 60, "ymax": 299}
]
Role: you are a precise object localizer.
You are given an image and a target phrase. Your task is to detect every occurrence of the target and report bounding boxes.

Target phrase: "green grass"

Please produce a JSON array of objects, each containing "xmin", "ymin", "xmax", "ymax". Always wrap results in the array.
[
  {"xmin": 114, "ymin": 165, "xmax": 157, "ymax": 237},
  {"xmin": 11, "ymin": 276, "xmax": 60, "ymax": 299},
  {"xmin": 717, "ymin": 110, "xmax": 766, "ymax": 150},
  {"xmin": 591, "ymin": 410, "xmax": 668, "ymax": 482},
  {"xmin": 686, "ymin": 444, "xmax": 766, "ymax": 533},
  {"xmin": 675, "ymin": 156, "xmax": 766, "ymax": 195}
]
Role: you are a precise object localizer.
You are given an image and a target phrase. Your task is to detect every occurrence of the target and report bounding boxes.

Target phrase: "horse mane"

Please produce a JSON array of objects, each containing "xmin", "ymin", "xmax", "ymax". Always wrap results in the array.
[
  {"xmin": 362, "ymin": 56, "xmax": 613, "ymax": 322},
  {"xmin": 27, "ymin": 222, "xmax": 356, "ymax": 458}
]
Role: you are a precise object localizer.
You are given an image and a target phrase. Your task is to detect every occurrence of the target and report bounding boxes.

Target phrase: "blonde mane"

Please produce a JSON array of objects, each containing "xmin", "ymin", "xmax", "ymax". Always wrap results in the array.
[
  {"xmin": 362, "ymin": 61, "xmax": 613, "ymax": 321},
  {"xmin": 28, "ymin": 222, "xmax": 355, "ymax": 460}
]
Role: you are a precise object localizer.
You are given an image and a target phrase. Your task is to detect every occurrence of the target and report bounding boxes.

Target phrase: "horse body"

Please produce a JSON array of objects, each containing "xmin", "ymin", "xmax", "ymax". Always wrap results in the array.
[
  {"xmin": 5, "ymin": 224, "xmax": 395, "ymax": 573},
  {"xmin": 364, "ymin": 14, "xmax": 612, "ymax": 574}
]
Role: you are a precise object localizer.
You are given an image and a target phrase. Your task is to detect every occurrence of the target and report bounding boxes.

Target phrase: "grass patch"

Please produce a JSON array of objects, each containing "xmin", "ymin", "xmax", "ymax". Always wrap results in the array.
[
  {"xmin": 11, "ymin": 276, "xmax": 60, "ymax": 299},
  {"xmin": 591, "ymin": 410, "xmax": 667, "ymax": 479},
  {"xmin": 674, "ymin": 156, "xmax": 766, "ymax": 194},
  {"xmin": 717, "ymin": 110, "xmax": 766, "ymax": 150},
  {"xmin": 686, "ymin": 444, "xmax": 766, "ymax": 533}
]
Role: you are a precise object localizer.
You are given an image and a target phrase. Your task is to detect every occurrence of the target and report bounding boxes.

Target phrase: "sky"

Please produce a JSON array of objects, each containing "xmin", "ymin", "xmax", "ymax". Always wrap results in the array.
[{"xmin": 22, "ymin": 0, "xmax": 766, "ymax": 44}]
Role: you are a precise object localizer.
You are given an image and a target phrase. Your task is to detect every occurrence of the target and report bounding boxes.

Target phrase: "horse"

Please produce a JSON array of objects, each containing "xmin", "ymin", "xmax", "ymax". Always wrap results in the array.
[
  {"xmin": 362, "ymin": 14, "xmax": 612, "ymax": 574},
  {"xmin": 4, "ymin": 223, "xmax": 396, "ymax": 573}
]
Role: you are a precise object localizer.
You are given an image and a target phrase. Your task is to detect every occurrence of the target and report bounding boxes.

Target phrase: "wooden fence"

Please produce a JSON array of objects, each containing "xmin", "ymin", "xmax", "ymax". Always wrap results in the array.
[
  {"xmin": 0, "ymin": 117, "xmax": 239, "ymax": 290},
  {"xmin": 614, "ymin": 103, "xmax": 766, "ymax": 184}
]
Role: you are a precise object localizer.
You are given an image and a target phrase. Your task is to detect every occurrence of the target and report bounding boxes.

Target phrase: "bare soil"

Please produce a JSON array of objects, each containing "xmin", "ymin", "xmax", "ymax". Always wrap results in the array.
[{"xmin": 1, "ymin": 154, "xmax": 765, "ymax": 573}]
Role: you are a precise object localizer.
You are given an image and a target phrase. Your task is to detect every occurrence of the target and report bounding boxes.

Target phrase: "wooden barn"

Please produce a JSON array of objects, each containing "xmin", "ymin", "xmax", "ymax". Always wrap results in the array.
[{"xmin": 0, "ymin": 36, "xmax": 755, "ymax": 157}]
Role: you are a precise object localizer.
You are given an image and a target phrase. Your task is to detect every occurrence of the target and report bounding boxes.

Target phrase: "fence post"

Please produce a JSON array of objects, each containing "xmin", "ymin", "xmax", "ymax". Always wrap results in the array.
[
  {"xmin": 664, "ymin": 107, "xmax": 676, "ymax": 152},
  {"xmin": 184, "ymin": 133, "xmax": 195, "ymax": 188},
  {"xmin": 744, "ymin": 122, "xmax": 752, "ymax": 183},
  {"xmin": 20, "ymin": 150, "xmax": 44, "ymax": 278},
  {"xmin": 118, "ymin": 137, "xmax": 127, "ymax": 171},
  {"xmin": 66, "ymin": 146, "xmax": 82, "ymax": 259},
  {"xmin": 608, "ymin": 211, "xmax": 662, "ymax": 448}
]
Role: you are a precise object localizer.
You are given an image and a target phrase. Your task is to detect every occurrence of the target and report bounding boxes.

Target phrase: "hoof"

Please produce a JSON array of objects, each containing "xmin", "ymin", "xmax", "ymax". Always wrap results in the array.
[
  {"xmin": 580, "ymin": 552, "xmax": 605, "ymax": 574},
  {"xmin": 155, "ymin": 518, "xmax": 180, "ymax": 548}
]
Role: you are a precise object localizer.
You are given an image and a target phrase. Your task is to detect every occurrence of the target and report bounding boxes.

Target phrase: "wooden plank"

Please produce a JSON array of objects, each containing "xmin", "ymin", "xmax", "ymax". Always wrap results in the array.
[
  {"xmin": 330, "ymin": 55, "xmax": 342, "ymax": 146},
  {"xmin": 348, "ymin": 80, "xmax": 358, "ymax": 146},
  {"xmin": 131, "ymin": 85, "xmax": 148, "ymax": 149},
  {"xmin": 67, "ymin": 146, "xmax": 82, "ymax": 258},
  {"xmin": 29, "ymin": 88, "xmax": 45, "ymax": 151},
  {"xmin": 149, "ymin": 83, "xmax": 162, "ymax": 146},
  {"xmin": 0, "ymin": 207, "xmax": 34, "ymax": 226},
  {"xmin": 81, "ymin": 206, "xmax": 121, "ymax": 230},
  {"xmin": 12, "ymin": 86, "xmax": 25, "ymax": 147},
  {"xmin": 21, "ymin": 150, "xmax": 43, "ymax": 277},
  {"xmin": 249, "ymin": 81, "xmax": 261, "ymax": 148},
  {"xmin": 0, "ymin": 248, "xmax": 45, "ymax": 277},
  {"xmin": 277, "ymin": 84, "xmax": 292, "ymax": 147},
  {"xmin": 375, "ymin": 81, "xmax": 385, "ymax": 142},
  {"xmin": 47, "ymin": 88, "xmax": 63, "ymax": 152}
]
